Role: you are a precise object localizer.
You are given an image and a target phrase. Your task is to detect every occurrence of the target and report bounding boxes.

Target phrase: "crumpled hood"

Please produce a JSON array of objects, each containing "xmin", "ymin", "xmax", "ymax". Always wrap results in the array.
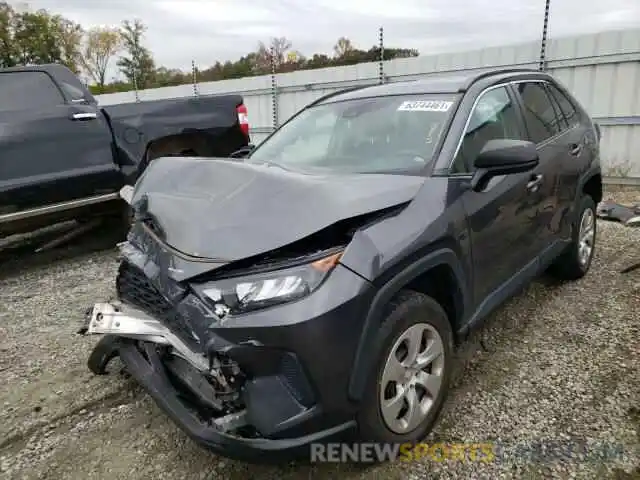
[{"xmin": 130, "ymin": 157, "xmax": 425, "ymax": 261}]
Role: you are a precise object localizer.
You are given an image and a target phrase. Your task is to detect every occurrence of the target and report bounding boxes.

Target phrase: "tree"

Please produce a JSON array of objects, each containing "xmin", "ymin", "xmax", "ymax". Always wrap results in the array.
[
  {"xmin": 0, "ymin": 4, "xmax": 424, "ymax": 91},
  {"xmin": 305, "ymin": 53, "xmax": 331, "ymax": 70},
  {"xmin": 269, "ymin": 36, "xmax": 291, "ymax": 66},
  {"xmin": 154, "ymin": 66, "xmax": 188, "ymax": 87},
  {"xmin": 117, "ymin": 19, "xmax": 155, "ymax": 89},
  {"xmin": 0, "ymin": 2, "xmax": 15, "ymax": 67},
  {"xmin": 12, "ymin": 8, "xmax": 61, "ymax": 65},
  {"xmin": 51, "ymin": 15, "xmax": 83, "ymax": 73},
  {"xmin": 80, "ymin": 26, "xmax": 120, "ymax": 87},
  {"xmin": 383, "ymin": 46, "xmax": 419, "ymax": 59},
  {"xmin": 280, "ymin": 50, "xmax": 306, "ymax": 73},
  {"xmin": 253, "ymin": 42, "xmax": 271, "ymax": 73},
  {"xmin": 253, "ymin": 36, "xmax": 293, "ymax": 73},
  {"xmin": 3, "ymin": 5, "xmax": 82, "ymax": 71},
  {"xmin": 333, "ymin": 36, "xmax": 354, "ymax": 59}
]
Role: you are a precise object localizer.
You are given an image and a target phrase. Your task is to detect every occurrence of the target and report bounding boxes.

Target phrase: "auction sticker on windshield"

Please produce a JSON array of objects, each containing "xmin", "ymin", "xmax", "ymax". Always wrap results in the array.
[{"xmin": 397, "ymin": 100, "xmax": 454, "ymax": 112}]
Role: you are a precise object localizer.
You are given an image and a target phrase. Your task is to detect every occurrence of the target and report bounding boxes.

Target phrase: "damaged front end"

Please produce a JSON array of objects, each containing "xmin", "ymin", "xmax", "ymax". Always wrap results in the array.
[
  {"xmin": 77, "ymin": 219, "xmax": 390, "ymax": 461},
  {"xmin": 77, "ymin": 157, "xmax": 421, "ymax": 460},
  {"xmin": 79, "ymin": 276, "xmax": 355, "ymax": 461},
  {"xmin": 82, "ymin": 301, "xmax": 247, "ymax": 429}
]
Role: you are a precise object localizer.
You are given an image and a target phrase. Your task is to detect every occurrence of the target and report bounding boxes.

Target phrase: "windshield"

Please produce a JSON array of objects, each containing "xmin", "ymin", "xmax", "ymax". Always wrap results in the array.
[{"xmin": 247, "ymin": 93, "xmax": 459, "ymax": 174}]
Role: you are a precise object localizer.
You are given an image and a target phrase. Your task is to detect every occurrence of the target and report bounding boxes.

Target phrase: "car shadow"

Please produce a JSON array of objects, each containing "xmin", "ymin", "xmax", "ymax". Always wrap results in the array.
[{"xmin": 0, "ymin": 218, "xmax": 124, "ymax": 280}]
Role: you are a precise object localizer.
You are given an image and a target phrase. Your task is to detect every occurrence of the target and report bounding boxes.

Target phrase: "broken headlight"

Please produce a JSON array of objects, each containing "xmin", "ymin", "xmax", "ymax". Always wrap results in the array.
[{"xmin": 196, "ymin": 251, "xmax": 343, "ymax": 316}]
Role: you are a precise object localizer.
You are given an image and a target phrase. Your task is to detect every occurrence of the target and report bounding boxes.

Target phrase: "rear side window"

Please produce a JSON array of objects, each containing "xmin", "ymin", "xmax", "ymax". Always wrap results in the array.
[
  {"xmin": 546, "ymin": 84, "xmax": 581, "ymax": 128},
  {"xmin": 516, "ymin": 82, "xmax": 564, "ymax": 144},
  {"xmin": 0, "ymin": 72, "xmax": 64, "ymax": 111}
]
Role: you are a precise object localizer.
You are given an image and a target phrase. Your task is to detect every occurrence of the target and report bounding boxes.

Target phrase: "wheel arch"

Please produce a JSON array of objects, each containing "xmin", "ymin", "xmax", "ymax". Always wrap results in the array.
[
  {"xmin": 582, "ymin": 172, "xmax": 603, "ymax": 205},
  {"xmin": 144, "ymin": 131, "xmax": 211, "ymax": 162},
  {"xmin": 566, "ymin": 166, "xmax": 602, "ymax": 231},
  {"xmin": 347, "ymin": 248, "xmax": 469, "ymax": 401}
]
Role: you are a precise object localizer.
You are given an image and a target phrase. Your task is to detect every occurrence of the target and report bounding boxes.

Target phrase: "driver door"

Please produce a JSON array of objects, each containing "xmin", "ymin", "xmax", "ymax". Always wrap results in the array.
[{"xmin": 453, "ymin": 85, "xmax": 545, "ymax": 308}]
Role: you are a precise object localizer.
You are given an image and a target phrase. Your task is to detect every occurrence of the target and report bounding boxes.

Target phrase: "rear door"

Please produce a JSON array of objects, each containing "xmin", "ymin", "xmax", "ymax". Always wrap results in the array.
[
  {"xmin": 0, "ymin": 70, "xmax": 119, "ymax": 214},
  {"xmin": 511, "ymin": 80, "xmax": 568, "ymax": 262},
  {"xmin": 544, "ymin": 82, "xmax": 593, "ymax": 241}
]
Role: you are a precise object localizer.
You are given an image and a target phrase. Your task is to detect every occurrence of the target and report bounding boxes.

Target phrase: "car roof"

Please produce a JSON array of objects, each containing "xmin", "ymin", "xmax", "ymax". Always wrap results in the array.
[{"xmin": 315, "ymin": 68, "xmax": 555, "ymax": 105}]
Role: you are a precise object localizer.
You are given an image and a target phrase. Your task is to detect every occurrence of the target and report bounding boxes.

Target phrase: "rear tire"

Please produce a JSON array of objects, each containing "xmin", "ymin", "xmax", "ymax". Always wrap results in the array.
[
  {"xmin": 549, "ymin": 195, "xmax": 597, "ymax": 280},
  {"xmin": 356, "ymin": 291, "xmax": 453, "ymax": 451}
]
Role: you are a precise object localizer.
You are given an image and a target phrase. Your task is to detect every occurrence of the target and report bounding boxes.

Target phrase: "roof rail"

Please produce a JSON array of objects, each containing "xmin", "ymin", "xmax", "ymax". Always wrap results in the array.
[{"xmin": 459, "ymin": 67, "xmax": 549, "ymax": 92}]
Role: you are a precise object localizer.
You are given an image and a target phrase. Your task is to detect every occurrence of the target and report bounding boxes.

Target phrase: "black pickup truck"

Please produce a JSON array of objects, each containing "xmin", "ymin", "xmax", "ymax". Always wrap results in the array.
[{"xmin": 0, "ymin": 63, "xmax": 251, "ymax": 240}]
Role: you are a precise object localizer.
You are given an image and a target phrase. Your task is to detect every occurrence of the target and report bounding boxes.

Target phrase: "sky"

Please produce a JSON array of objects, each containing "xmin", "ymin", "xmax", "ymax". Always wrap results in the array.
[{"xmin": 15, "ymin": 0, "xmax": 640, "ymax": 76}]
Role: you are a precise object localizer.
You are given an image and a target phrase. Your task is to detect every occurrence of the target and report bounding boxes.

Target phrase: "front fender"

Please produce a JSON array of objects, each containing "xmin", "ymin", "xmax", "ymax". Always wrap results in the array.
[{"xmin": 347, "ymin": 248, "xmax": 468, "ymax": 401}]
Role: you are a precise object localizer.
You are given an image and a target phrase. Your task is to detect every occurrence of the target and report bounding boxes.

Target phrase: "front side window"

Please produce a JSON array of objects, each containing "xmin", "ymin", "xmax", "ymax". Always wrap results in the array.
[
  {"xmin": 0, "ymin": 72, "xmax": 63, "ymax": 111},
  {"xmin": 516, "ymin": 82, "xmax": 564, "ymax": 144},
  {"xmin": 247, "ymin": 94, "xmax": 459, "ymax": 174},
  {"xmin": 451, "ymin": 86, "xmax": 526, "ymax": 174}
]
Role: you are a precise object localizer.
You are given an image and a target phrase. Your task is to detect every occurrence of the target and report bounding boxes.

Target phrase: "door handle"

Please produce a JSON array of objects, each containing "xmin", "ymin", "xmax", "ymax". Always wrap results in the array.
[
  {"xmin": 71, "ymin": 112, "xmax": 98, "ymax": 121},
  {"xmin": 526, "ymin": 174, "xmax": 543, "ymax": 192},
  {"xmin": 569, "ymin": 143, "xmax": 583, "ymax": 156}
]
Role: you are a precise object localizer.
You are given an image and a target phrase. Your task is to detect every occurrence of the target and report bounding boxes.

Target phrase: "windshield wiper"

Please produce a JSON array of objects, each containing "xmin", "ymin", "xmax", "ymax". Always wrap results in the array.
[
  {"xmin": 229, "ymin": 144, "xmax": 255, "ymax": 158},
  {"xmin": 257, "ymin": 160, "xmax": 296, "ymax": 172}
]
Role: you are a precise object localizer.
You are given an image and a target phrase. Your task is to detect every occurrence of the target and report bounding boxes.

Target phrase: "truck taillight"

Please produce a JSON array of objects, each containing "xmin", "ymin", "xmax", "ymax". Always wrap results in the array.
[{"xmin": 237, "ymin": 104, "xmax": 249, "ymax": 137}]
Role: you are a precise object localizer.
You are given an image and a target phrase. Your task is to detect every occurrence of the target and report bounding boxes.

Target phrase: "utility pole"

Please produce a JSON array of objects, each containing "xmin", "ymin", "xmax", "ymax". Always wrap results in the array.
[
  {"xmin": 270, "ymin": 45, "xmax": 278, "ymax": 129},
  {"xmin": 132, "ymin": 70, "xmax": 140, "ymax": 102},
  {"xmin": 379, "ymin": 26, "xmax": 385, "ymax": 84},
  {"xmin": 539, "ymin": 0, "xmax": 551, "ymax": 71},
  {"xmin": 192, "ymin": 59, "xmax": 199, "ymax": 96}
]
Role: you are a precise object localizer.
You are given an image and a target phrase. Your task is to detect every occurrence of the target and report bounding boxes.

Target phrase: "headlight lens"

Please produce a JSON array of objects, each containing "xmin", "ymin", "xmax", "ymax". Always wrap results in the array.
[{"xmin": 196, "ymin": 251, "xmax": 343, "ymax": 316}]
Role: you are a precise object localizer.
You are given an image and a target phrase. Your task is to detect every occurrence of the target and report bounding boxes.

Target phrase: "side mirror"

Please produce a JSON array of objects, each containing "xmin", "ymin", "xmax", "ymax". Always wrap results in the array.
[{"xmin": 470, "ymin": 139, "xmax": 539, "ymax": 192}]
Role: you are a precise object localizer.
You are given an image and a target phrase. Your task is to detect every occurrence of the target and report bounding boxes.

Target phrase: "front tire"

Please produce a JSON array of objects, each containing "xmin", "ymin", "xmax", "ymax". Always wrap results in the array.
[
  {"xmin": 549, "ymin": 195, "xmax": 597, "ymax": 280},
  {"xmin": 356, "ymin": 291, "xmax": 453, "ymax": 448}
]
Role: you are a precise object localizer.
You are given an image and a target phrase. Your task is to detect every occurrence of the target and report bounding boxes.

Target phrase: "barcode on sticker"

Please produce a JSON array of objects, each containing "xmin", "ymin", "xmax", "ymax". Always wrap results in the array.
[{"xmin": 397, "ymin": 100, "xmax": 453, "ymax": 112}]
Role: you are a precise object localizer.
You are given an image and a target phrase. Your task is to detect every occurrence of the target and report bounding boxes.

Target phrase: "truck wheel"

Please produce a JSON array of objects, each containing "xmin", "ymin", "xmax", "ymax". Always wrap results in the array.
[
  {"xmin": 356, "ymin": 291, "xmax": 453, "ymax": 450},
  {"xmin": 549, "ymin": 195, "xmax": 597, "ymax": 280}
]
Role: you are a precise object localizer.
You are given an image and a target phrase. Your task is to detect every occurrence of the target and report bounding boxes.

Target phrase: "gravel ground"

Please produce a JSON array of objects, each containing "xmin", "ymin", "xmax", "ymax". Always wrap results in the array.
[{"xmin": 1, "ymin": 190, "xmax": 639, "ymax": 480}]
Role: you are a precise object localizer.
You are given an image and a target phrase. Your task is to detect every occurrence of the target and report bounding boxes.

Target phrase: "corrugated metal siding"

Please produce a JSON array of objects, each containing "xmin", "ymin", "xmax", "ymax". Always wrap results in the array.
[{"xmin": 96, "ymin": 28, "xmax": 640, "ymax": 178}]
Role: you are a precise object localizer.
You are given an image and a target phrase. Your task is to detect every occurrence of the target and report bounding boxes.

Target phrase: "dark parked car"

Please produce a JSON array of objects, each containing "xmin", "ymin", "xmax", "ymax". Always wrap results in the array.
[
  {"xmin": 0, "ymin": 64, "xmax": 250, "ymax": 240},
  {"xmin": 81, "ymin": 68, "xmax": 602, "ymax": 462}
]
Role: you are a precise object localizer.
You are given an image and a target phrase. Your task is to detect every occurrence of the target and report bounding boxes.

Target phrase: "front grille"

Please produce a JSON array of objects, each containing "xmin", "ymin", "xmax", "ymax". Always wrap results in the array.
[{"xmin": 116, "ymin": 262, "xmax": 192, "ymax": 341}]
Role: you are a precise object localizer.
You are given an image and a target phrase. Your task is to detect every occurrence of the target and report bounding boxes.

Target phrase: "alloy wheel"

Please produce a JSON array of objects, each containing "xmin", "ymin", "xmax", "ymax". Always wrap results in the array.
[
  {"xmin": 379, "ymin": 323, "xmax": 445, "ymax": 434},
  {"xmin": 578, "ymin": 208, "xmax": 596, "ymax": 266}
]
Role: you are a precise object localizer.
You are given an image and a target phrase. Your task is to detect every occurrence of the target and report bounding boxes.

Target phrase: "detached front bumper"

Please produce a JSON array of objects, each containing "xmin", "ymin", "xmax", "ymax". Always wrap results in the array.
[
  {"xmin": 81, "ymin": 302, "xmax": 356, "ymax": 462},
  {"xmin": 118, "ymin": 342, "xmax": 354, "ymax": 462}
]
